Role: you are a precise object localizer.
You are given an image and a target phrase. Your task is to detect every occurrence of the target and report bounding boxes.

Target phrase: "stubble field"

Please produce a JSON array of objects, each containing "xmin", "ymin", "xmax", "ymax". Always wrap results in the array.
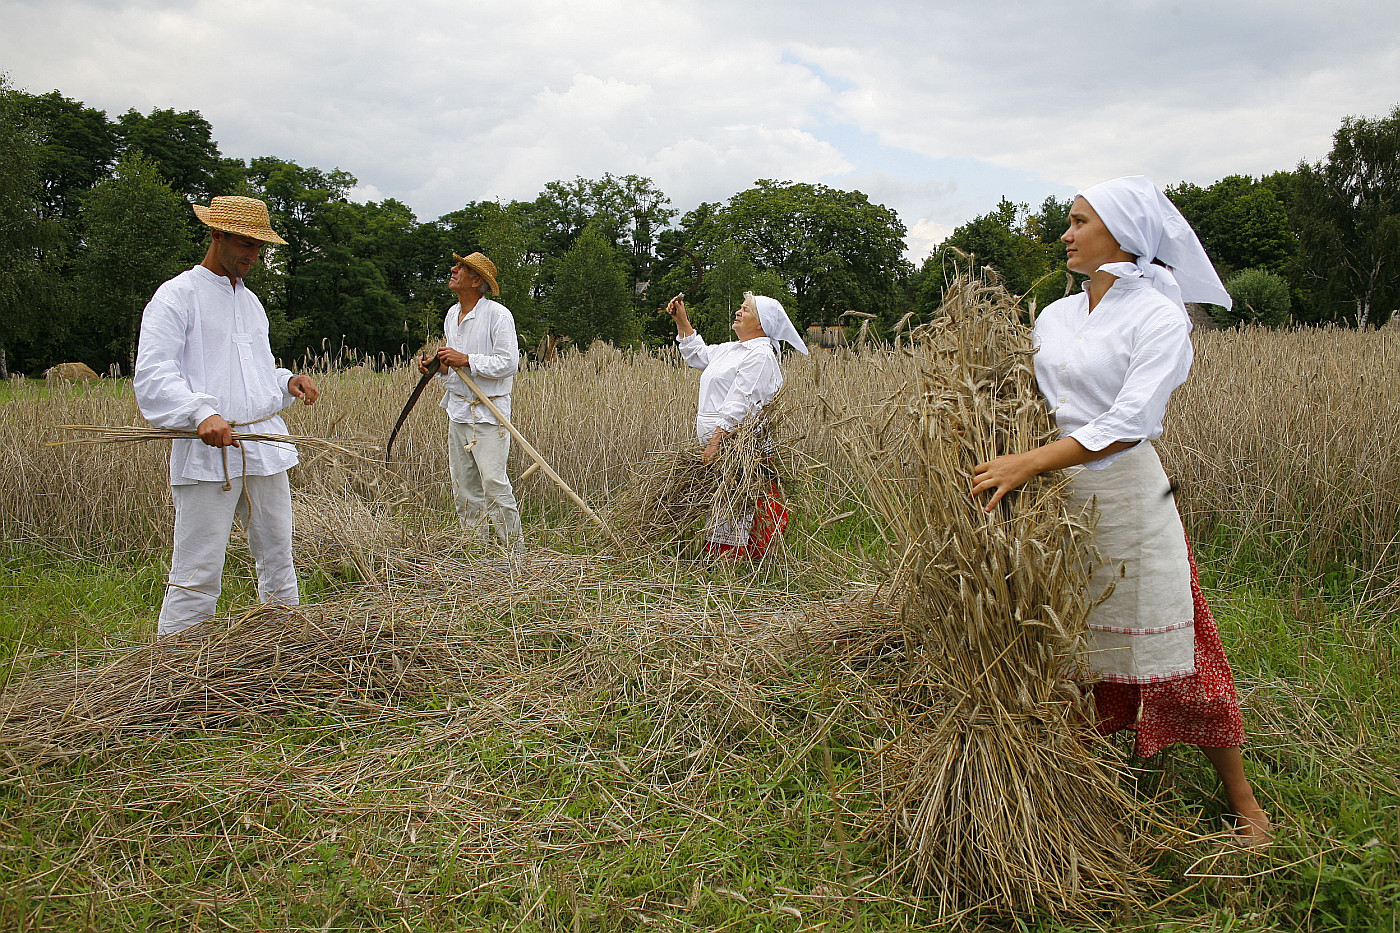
[{"xmin": 0, "ymin": 328, "xmax": 1397, "ymax": 932}]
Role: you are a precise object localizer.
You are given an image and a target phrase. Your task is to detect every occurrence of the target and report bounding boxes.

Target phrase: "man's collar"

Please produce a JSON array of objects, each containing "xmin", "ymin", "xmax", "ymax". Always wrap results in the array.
[
  {"xmin": 456, "ymin": 294, "xmax": 488, "ymax": 319},
  {"xmin": 193, "ymin": 264, "xmax": 239, "ymax": 289}
]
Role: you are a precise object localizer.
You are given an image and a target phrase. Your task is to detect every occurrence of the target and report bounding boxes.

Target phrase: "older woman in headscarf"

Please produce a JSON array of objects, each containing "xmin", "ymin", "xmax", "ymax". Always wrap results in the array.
[
  {"xmin": 970, "ymin": 176, "xmax": 1271, "ymax": 847},
  {"xmin": 665, "ymin": 292, "xmax": 808, "ymax": 557}
]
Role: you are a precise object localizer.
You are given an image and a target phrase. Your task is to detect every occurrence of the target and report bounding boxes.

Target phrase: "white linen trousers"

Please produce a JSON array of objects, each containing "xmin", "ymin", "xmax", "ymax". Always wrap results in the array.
[
  {"xmin": 447, "ymin": 419, "xmax": 522, "ymax": 545},
  {"xmin": 158, "ymin": 472, "xmax": 299, "ymax": 636}
]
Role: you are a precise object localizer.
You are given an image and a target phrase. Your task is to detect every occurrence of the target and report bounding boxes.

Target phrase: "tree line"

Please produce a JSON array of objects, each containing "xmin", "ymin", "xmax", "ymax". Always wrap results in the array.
[
  {"xmin": 920, "ymin": 105, "xmax": 1400, "ymax": 332},
  {"xmin": 1, "ymin": 76, "xmax": 1396, "ymax": 377}
]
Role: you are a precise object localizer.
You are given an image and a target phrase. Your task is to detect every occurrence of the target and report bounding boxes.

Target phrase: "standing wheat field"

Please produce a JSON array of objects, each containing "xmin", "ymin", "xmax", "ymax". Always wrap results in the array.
[{"xmin": 0, "ymin": 328, "xmax": 1396, "ymax": 931}]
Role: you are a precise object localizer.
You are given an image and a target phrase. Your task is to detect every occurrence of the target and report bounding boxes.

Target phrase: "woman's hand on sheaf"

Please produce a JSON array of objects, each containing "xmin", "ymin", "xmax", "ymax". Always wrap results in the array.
[
  {"xmin": 701, "ymin": 427, "xmax": 727, "ymax": 464},
  {"xmin": 970, "ymin": 450, "xmax": 1042, "ymax": 511},
  {"xmin": 971, "ymin": 438, "xmax": 1130, "ymax": 511}
]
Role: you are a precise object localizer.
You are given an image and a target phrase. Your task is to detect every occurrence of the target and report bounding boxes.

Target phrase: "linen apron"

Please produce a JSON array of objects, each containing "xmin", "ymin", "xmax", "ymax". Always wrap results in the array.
[{"xmin": 1067, "ymin": 441, "xmax": 1195, "ymax": 684}]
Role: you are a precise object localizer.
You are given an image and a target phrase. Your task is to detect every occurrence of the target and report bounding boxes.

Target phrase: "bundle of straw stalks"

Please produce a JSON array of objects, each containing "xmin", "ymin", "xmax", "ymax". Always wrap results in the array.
[
  {"xmin": 837, "ymin": 272, "xmax": 1154, "ymax": 921},
  {"xmin": 47, "ymin": 423, "xmax": 367, "ymax": 461},
  {"xmin": 607, "ymin": 394, "xmax": 794, "ymax": 559},
  {"xmin": 0, "ymin": 546, "xmax": 872, "ymax": 783},
  {"xmin": 0, "ymin": 605, "xmax": 478, "ymax": 766}
]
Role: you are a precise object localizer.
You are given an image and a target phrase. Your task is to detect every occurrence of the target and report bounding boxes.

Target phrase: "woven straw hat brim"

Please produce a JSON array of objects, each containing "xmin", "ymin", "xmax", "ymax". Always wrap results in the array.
[
  {"xmin": 452, "ymin": 252, "xmax": 501, "ymax": 296},
  {"xmin": 193, "ymin": 201, "xmax": 288, "ymax": 246}
]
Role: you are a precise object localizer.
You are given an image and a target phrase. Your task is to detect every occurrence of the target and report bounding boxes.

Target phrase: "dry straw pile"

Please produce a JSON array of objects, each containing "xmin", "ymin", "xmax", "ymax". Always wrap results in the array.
[
  {"xmin": 0, "ymin": 545, "xmax": 898, "ymax": 928},
  {"xmin": 835, "ymin": 272, "xmax": 1153, "ymax": 920},
  {"xmin": 0, "ymin": 605, "xmax": 474, "ymax": 765}
]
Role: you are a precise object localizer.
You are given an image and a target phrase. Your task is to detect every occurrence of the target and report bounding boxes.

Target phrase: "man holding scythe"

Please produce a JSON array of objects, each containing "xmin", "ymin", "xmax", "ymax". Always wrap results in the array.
[
  {"xmin": 419, "ymin": 251, "xmax": 522, "ymax": 547},
  {"xmin": 134, "ymin": 196, "xmax": 319, "ymax": 638}
]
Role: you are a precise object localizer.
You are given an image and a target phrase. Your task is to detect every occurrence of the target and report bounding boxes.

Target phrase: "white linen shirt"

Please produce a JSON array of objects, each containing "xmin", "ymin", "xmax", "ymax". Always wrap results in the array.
[
  {"xmin": 437, "ymin": 298, "xmax": 519, "ymax": 425},
  {"xmin": 1033, "ymin": 274, "xmax": 1193, "ymax": 470},
  {"xmin": 677, "ymin": 333, "xmax": 782, "ymax": 442},
  {"xmin": 134, "ymin": 265, "xmax": 298, "ymax": 485}
]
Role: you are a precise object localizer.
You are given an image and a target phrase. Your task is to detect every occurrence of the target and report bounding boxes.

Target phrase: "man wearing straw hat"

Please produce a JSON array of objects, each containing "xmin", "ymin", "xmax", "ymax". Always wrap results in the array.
[
  {"xmin": 417, "ymin": 251, "xmax": 522, "ymax": 548},
  {"xmin": 134, "ymin": 195, "xmax": 319, "ymax": 639}
]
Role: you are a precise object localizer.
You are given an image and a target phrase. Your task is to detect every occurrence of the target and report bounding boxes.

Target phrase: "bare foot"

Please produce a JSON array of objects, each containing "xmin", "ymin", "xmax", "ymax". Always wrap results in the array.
[
  {"xmin": 1227, "ymin": 806, "xmax": 1273, "ymax": 849},
  {"xmin": 1201, "ymin": 746, "xmax": 1272, "ymax": 849}
]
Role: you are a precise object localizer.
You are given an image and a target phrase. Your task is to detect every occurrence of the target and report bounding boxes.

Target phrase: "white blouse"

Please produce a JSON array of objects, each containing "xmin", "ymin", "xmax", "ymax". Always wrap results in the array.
[
  {"xmin": 677, "ymin": 334, "xmax": 782, "ymax": 442},
  {"xmin": 134, "ymin": 265, "xmax": 298, "ymax": 485},
  {"xmin": 1033, "ymin": 275, "xmax": 1193, "ymax": 469},
  {"xmin": 436, "ymin": 298, "xmax": 519, "ymax": 425}
]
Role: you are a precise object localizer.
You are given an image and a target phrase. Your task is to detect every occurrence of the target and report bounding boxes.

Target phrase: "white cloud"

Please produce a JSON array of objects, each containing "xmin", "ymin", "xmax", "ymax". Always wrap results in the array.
[
  {"xmin": 906, "ymin": 218, "xmax": 955, "ymax": 262},
  {"xmin": 789, "ymin": 0, "xmax": 1400, "ymax": 194},
  {"xmin": 3, "ymin": 0, "xmax": 1397, "ymax": 240}
]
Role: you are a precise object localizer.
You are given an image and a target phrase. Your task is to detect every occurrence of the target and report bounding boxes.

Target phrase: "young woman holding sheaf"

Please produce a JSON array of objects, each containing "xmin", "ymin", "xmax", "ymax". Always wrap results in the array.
[{"xmin": 971, "ymin": 175, "xmax": 1271, "ymax": 847}]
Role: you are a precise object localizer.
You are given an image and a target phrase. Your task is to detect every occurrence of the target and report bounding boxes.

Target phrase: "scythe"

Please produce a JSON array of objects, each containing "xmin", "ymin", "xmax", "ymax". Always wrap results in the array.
[{"xmin": 384, "ymin": 355, "xmax": 441, "ymax": 460}]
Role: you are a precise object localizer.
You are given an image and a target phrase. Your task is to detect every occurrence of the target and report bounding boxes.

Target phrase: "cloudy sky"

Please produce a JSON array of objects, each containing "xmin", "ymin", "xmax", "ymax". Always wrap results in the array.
[{"xmin": 4, "ymin": 0, "xmax": 1398, "ymax": 259}]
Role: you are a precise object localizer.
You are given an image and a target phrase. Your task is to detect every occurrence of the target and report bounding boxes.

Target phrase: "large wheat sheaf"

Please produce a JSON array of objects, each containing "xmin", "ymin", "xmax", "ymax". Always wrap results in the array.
[{"xmin": 840, "ymin": 272, "xmax": 1154, "ymax": 921}]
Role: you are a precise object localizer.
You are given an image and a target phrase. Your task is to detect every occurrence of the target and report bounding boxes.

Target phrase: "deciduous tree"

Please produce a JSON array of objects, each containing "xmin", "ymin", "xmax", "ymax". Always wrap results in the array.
[
  {"xmin": 115, "ymin": 107, "xmax": 222, "ymax": 203},
  {"xmin": 245, "ymin": 156, "xmax": 355, "ymax": 352},
  {"xmin": 1293, "ymin": 104, "xmax": 1400, "ymax": 328},
  {"xmin": 19, "ymin": 90, "xmax": 116, "ymax": 222},
  {"xmin": 716, "ymin": 180, "xmax": 907, "ymax": 328},
  {"xmin": 476, "ymin": 202, "xmax": 541, "ymax": 344},
  {"xmin": 0, "ymin": 78, "xmax": 67, "ymax": 375},
  {"xmin": 920, "ymin": 198, "xmax": 1065, "ymax": 316},
  {"xmin": 1167, "ymin": 175, "xmax": 1294, "ymax": 277},
  {"xmin": 1220, "ymin": 268, "xmax": 1291, "ymax": 327},
  {"xmin": 689, "ymin": 239, "xmax": 757, "ymax": 344},
  {"xmin": 530, "ymin": 174, "xmax": 675, "ymax": 305},
  {"xmin": 548, "ymin": 225, "xmax": 638, "ymax": 347},
  {"xmin": 76, "ymin": 151, "xmax": 197, "ymax": 372}
]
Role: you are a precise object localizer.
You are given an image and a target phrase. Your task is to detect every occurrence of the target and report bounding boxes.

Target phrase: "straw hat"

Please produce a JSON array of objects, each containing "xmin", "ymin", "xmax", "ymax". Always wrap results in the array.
[
  {"xmin": 452, "ymin": 251, "xmax": 500, "ymax": 296},
  {"xmin": 192, "ymin": 196, "xmax": 288, "ymax": 245}
]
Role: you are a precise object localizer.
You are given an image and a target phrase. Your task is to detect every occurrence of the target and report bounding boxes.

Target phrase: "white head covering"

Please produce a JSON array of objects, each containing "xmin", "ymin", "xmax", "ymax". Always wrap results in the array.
[
  {"xmin": 749, "ymin": 294, "xmax": 809, "ymax": 355},
  {"xmin": 1078, "ymin": 175, "xmax": 1232, "ymax": 321}
]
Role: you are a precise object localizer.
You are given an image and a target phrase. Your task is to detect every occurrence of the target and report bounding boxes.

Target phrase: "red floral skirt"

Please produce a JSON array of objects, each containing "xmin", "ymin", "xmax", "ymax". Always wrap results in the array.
[{"xmin": 1092, "ymin": 539, "xmax": 1246, "ymax": 757}]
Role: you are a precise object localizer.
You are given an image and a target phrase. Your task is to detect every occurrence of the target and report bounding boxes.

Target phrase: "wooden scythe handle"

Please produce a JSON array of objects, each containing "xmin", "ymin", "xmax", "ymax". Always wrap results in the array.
[{"xmin": 450, "ymin": 366, "xmax": 621, "ymax": 547}]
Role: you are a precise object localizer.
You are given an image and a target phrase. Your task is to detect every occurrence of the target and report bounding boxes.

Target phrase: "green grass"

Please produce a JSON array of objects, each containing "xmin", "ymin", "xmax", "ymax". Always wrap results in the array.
[
  {"xmin": 0, "ymin": 531, "xmax": 1396, "ymax": 932},
  {"xmin": 0, "ymin": 542, "xmax": 356, "ymax": 666},
  {"xmin": 0, "ymin": 376, "xmax": 130, "ymax": 403}
]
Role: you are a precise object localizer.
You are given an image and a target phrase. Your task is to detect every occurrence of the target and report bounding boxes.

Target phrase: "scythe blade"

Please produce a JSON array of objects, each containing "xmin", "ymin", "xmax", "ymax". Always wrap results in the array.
[{"xmin": 385, "ymin": 356, "xmax": 442, "ymax": 459}]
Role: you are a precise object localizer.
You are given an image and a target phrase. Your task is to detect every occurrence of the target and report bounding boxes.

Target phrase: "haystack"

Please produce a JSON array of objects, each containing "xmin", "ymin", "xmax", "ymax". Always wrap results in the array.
[
  {"xmin": 839, "ymin": 272, "xmax": 1154, "ymax": 920},
  {"xmin": 44, "ymin": 361, "xmax": 100, "ymax": 381}
]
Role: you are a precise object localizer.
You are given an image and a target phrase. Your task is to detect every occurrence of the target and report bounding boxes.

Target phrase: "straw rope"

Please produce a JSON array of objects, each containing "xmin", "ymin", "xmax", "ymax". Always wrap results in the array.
[{"xmin": 48, "ymin": 423, "xmax": 371, "ymax": 491}]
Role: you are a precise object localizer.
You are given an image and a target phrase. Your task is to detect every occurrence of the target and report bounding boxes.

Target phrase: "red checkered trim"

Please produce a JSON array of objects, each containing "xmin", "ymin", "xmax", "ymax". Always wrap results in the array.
[
  {"xmin": 1087, "ymin": 620, "xmax": 1192, "ymax": 636},
  {"xmin": 1096, "ymin": 666, "xmax": 1196, "ymax": 685}
]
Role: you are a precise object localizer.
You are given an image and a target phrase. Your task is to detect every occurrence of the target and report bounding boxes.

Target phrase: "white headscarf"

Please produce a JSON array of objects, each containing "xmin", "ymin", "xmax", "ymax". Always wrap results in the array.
[
  {"xmin": 750, "ymin": 294, "xmax": 809, "ymax": 355},
  {"xmin": 1078, "ymin": 175, "xmax": 1232, "ymax": 321}
]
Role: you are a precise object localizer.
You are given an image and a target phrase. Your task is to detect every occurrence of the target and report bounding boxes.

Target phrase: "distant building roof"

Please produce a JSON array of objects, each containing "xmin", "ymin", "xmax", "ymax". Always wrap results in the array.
[{"xmin": 806, "ymin": 324, "xmax": 847, "ymax": 347}]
